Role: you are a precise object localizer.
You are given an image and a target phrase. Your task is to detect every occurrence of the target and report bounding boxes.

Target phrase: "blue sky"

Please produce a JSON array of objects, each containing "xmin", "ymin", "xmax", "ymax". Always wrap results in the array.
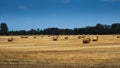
[{"xmin": 0, "ymin": 0, "xmax": 120, "ymax": 30}]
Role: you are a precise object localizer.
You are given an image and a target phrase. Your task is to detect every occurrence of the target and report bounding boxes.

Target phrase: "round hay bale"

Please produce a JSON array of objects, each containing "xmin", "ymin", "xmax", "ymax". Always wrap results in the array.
[
  {"xmin": 81, "ymin": 35, "xmax": 85, "ymax": 38},
  {"xmin": 117, "ymin": 36, "xmax": 120, "ymax": 38},
  {"xmin": 48, "ymin": 35, "xmax": 51, "ymax": 37},
  {"xmin": 20, "ymin": 36, "xmax": 28, "ymax": 39},
  {"xmin": 52, "ymin": 36, "xmax": 58, "ymax": 41},
  {"xmin": 78, "ymin": 36, "xmax": 81, "ymax": 39},
  {"xmin": 41, "ymin": 36, "xmax": 44, "ymax": 38},
  {"xmin": 92, "ymin": 36, "xmax": 98, "ymax": 42},
  {"xmin": 65, "ymin": 37, "xmax": 68, "ymax": 39},
  {"xmin": 8, "ymin": 38, "xmax": 13, "ymax": 42},
  {"xmin": 83, "ymin": 38, "xmax": 90, "ymax": 44},
  {"xmin": 53, "ymin": 38, "xmax": 58, "ymax": 41},
  {"xmin": 33, "ymin": 36, "xmax": 37, "ymax": 39}
]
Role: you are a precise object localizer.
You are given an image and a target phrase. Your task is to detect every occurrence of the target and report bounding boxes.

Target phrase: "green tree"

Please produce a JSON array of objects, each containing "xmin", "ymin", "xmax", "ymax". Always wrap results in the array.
[
  {"xmin": 111, "ymin": 23, "xmax": 120, "ymax": 34},
  {"xmin": 95, "ymin": 23, "xmax": 104, "ymax": 34},
  {"xmin": 29, "ymin": 28, "xmax": 37, "ymax": 35},
  {"xmin": 0, "ymin": 23, "xmax": 9, "ymax": 35}
]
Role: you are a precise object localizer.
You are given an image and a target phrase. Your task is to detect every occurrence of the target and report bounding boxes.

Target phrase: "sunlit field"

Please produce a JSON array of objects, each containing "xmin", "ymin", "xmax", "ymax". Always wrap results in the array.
[{"xmin": 0, "ymin": 35, "xmax": 120, "ymax": 68}]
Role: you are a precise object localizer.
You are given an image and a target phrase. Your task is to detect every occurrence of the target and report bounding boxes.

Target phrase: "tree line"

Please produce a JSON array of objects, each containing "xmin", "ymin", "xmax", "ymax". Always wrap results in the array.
[{"xmin": 0, "ymin": 23, "xmax": 120, "ymax": 35}]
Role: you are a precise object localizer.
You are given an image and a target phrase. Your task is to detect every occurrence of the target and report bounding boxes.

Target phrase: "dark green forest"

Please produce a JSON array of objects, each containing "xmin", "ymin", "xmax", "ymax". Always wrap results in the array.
[{"xmin": 0, "ymin": 23, "xmax": 120, "ymax": 35}]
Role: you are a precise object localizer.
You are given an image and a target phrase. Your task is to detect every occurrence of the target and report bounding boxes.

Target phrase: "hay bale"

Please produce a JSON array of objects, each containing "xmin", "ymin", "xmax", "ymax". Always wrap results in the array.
[
  {"xmin": 33, "ymin": 36, "xmax": 37, "ymax": 39},
  {"xmin": 117, "ymin": 36, "xmax": 120, "ymax": 38},
  {"xmin": 92, "ymin": 36, "xmax": 98, "ymax": 42},
  {"xmin": 41, "ymin": 35, "xmax": 44, "ymax": 38},
  {"xmin": 20, "ymin": 36, "xmax": 28, "ymax": 39},
  {"xmin": 83, "ymin": 38, "xmax": 90, "ymax": 44},
  {"xmin": 53, "ymin": 38, "xmax": 58, "ymax": 41},
  {"xmin": 52, "ymin": 36, "xmax": 59, "ymax": 41},
  {"xmin": 8, "ymin": 38, "xmax": 13, "ymax": 42},
  {"xmin": 81, "ymin": 35, "xmax": 85, "ymax": 38},
  {"xmin": 48, "ymin": 35, "xmax": 51, "ymax": 37},
  {"xmin": 78, "ymin": 36, "xmax": 81, "ymax": 39},
  {"xmin": 65, "ymin": 36, "xmax": 68, "ymax": 39}
]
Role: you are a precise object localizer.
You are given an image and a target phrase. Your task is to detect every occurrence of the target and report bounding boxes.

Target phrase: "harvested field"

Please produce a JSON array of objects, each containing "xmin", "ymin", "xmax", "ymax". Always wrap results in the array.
[{"xmin": 0, "ymin": 35, "xmax": 120, "ymax": 68}]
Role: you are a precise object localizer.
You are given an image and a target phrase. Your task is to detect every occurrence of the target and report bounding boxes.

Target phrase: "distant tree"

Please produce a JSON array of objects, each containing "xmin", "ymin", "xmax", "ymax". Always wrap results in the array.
[
  {"xmin": 111, "ymin": 23, "xmax": 120, "ymax": 34},
  {"xmin": 74, "ymin": 28, "xmax": 78, "ymax": 34},
  {"xmin": 0, "ymin": 23, "xmax": 9, "ymax": 35},
  {"xmin": 20, "ymin": 30, "xmax": 26, "ymax": 35},
  {"xmin": 103, "ymin": 24, "xmax": 111, "ymax": 34},
  {"xmin": 43, "ymin": 28, "xmax": 61, "ymax": 35},
  {"xmin": 29, "ymin": 28, "xmax": 37, "ymax": 35},
  {"xmin": 64, "ymin": 29, "xmax": 74, "ymax": 35},
  {"xmin": 95, "ymin": 23, "xmax": 104, "ymax": 34},
  {"xmin": 0, "ymin": 22, "xmax": 119, "ymax": 35},
  {"xmin": 85, "ymin": 26, "xmax": 95, "ymax": 34}
]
